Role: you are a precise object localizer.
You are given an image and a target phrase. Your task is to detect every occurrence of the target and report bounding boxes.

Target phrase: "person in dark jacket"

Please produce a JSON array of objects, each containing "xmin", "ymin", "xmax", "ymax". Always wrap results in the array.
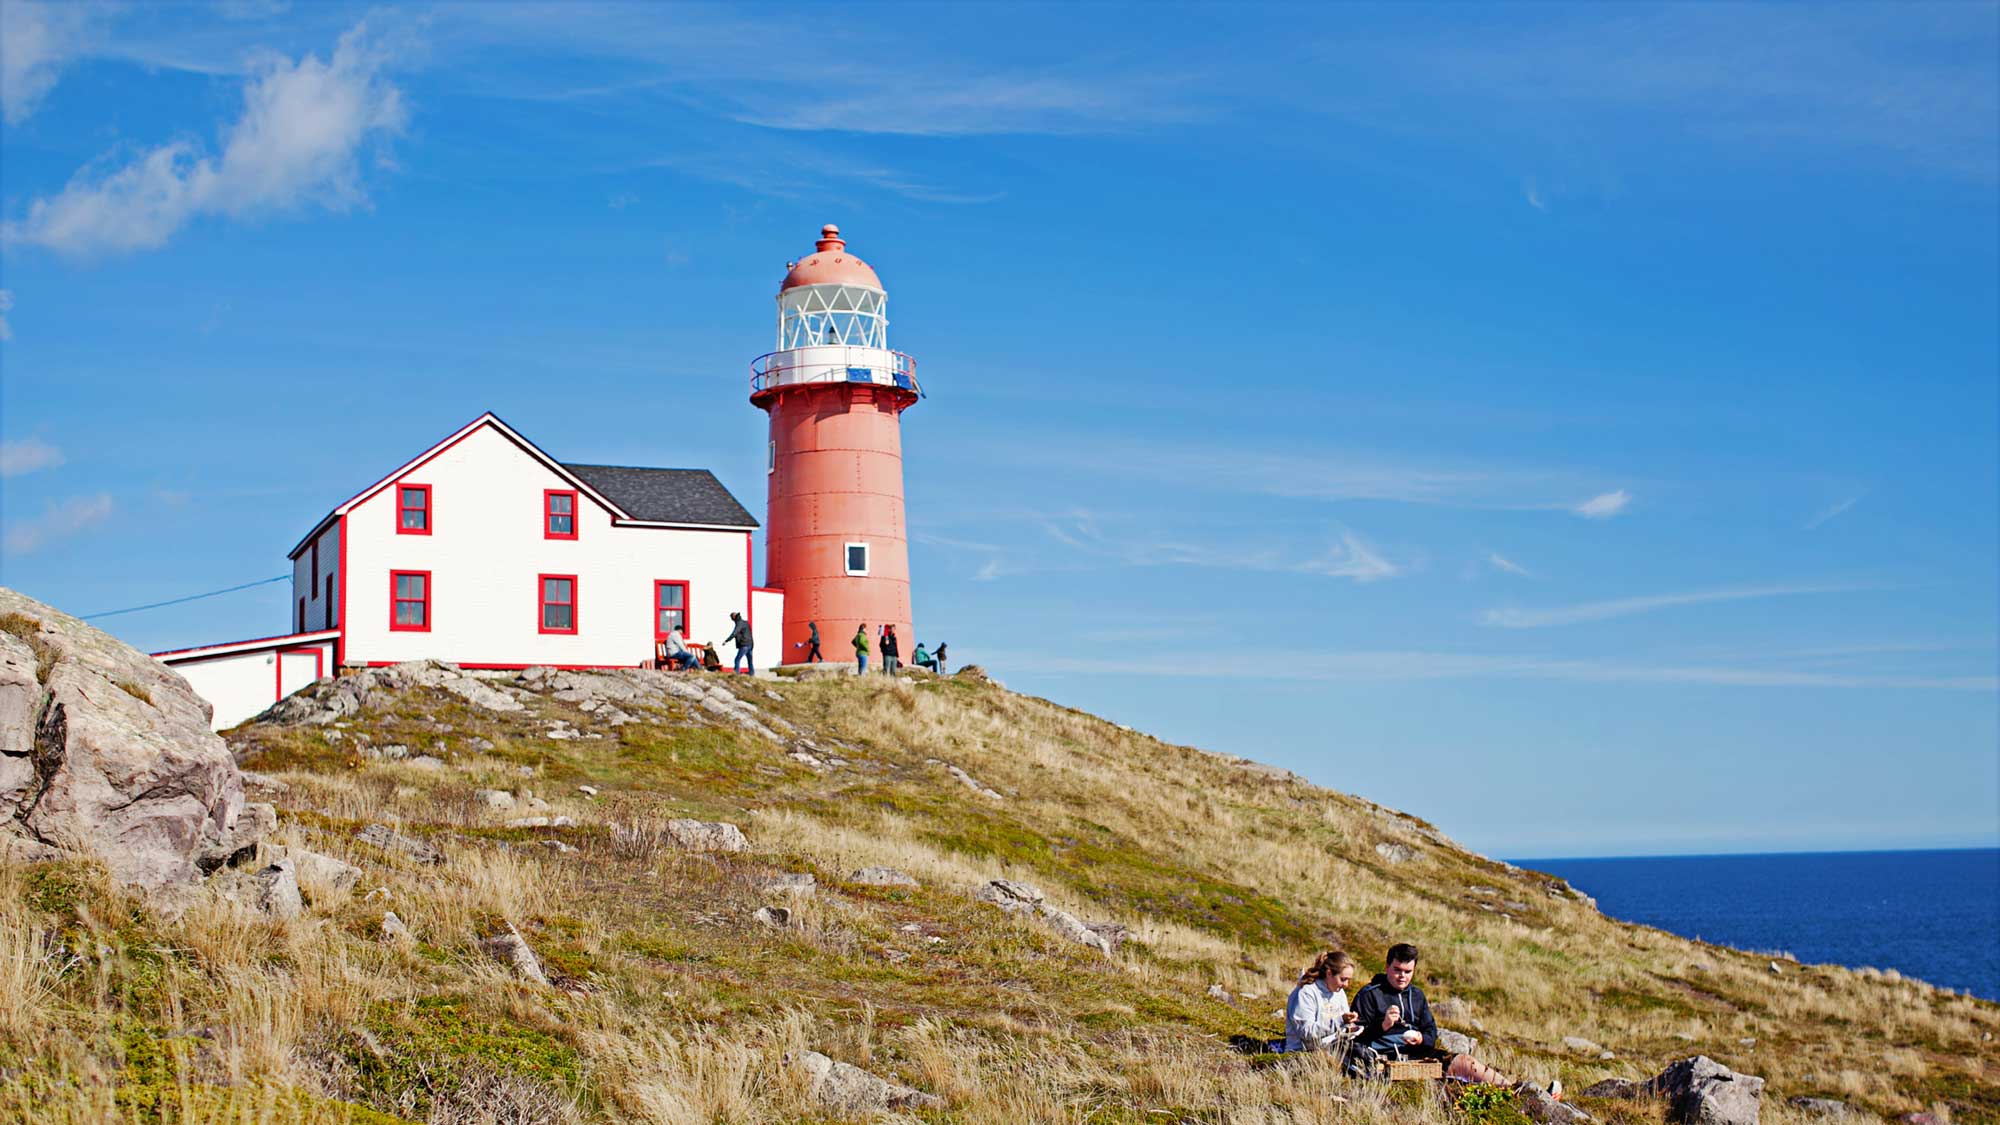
[
  {"xmin": 727, "ymin": 612, "xmax": 754, "ymax": 675},
  {"xmin": 881, "ymin": 625, "xmax": 901, "ymax": 677},
  {"xmin": 800, "ymin": 621, "xmax": 822, "ymax": 663},
  {"xmin": 1351, "ymin": 943, "xmax": 1541, "ymax": 1089},
  {"xmin": 932, "ymin": 642, "xmax": 947, "ymax": 675}
]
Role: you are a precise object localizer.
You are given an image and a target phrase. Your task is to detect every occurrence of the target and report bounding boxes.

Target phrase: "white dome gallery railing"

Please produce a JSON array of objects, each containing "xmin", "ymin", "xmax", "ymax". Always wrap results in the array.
[{"xmin": 750, "ymin": 347, "xmax": 921, "ymax": 397}]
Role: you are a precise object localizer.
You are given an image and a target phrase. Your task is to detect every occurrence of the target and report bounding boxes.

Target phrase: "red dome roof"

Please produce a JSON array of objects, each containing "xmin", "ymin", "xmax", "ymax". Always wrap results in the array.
[{"xmin": 781, "ymin": 225, "xmax": 883, "ymax": 292}]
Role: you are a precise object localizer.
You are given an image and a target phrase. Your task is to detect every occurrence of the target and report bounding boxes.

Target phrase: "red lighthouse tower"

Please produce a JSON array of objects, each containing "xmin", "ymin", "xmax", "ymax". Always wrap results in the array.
[{"xmin": 752, "ymin": 225, "xmax": 920, "ymax": 666}]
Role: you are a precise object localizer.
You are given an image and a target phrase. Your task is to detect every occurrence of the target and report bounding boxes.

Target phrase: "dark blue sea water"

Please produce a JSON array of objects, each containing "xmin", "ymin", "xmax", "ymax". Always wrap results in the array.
[{"xmin": 1518, "ymin": 849, "xmax": 2000, "ymax": 1001}]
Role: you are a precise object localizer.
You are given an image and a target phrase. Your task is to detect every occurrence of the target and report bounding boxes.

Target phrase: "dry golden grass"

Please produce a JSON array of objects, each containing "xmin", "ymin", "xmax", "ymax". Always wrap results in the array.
[{"xmin": 1, "ymin": 668, "xmax": 1992, "ymax": 1123}]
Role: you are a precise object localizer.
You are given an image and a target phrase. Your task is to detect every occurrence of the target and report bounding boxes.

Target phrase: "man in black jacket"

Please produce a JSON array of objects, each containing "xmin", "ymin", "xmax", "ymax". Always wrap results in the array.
[{"xmin": 1351, "ymin": 943, "xmax": 1544, "ymax": 1090}]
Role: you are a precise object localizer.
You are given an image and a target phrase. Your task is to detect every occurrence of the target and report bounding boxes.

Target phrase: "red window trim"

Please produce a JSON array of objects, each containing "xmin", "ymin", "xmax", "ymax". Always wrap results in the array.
[
  {"xmin": 538, "ymin": 573, "xmax": 579, "ymax": 635},
  {"xmin": 396, "ymin": 483, "xmax": 432, "ymax": 536},
  {"xmin": 544, "ymin": 489, "xmax": 579, "ymax": 540},
  {"xmin": 275, "ymin": 646, "xmax": 325, "ymax": 702},
  {"xmin": 652, "ymin": 579, "xmax": 691, "ymax": 640},
  {"xmin": 390, "ymin": 570, "xmax": 432, "ymax": 632}
]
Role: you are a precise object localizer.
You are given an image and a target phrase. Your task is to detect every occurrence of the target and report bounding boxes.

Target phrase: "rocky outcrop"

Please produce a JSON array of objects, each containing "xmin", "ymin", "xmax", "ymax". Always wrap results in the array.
[
  {"xmin": 356, "ymin": 823, "xmax": 443, "ymax": 866},
  {"xmin": 795, "ymin": 1050, "xmax": 941, "ymax": 1114},
  {"xmin": 261, "ymin": 660, "xmax": 526, "ymax": 725},
  {"xmin": 1590, "ymin": 1057, "xmax": 1763, "ymax": 1125},
  {"xmin": 1648, "ymin": 1056, "xmax": 1764, "ymax": 1125},
  {"xmin": 0, "ymin": 588, "xmax": 260, "ymax": 895},
  {"xmin": 975, "ymin": 878, "xmax": 1125, "ymax": 956}
]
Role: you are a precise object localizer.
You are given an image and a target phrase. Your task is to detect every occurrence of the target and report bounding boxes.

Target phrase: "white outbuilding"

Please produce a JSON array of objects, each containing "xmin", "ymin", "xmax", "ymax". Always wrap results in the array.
[{"xmin": 158, "ymin": 412, "xmax": 782, "ymax": 728}]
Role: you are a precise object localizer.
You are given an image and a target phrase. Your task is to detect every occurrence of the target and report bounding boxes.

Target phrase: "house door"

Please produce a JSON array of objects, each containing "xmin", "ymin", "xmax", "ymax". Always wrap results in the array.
[{"xmin": 277, "ymin": 648, "xmax": 323, "ymax": 701}]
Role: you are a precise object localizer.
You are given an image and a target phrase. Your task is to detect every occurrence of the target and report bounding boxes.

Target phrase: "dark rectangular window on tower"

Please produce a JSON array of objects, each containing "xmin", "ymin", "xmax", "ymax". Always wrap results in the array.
[{"xmin": 845, "ymin": 542, "xmax": 869, "ymax": 576}]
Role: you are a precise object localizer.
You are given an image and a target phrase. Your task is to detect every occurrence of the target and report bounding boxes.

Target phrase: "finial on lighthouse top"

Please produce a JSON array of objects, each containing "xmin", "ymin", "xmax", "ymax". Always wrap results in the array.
[{"xmin": 781, "ymin": 221, "xmax": 882, "ymax": 292}]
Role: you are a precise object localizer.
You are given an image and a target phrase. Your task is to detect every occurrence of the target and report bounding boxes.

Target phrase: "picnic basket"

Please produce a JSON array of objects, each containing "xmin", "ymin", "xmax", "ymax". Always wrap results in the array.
[{"xmin": 1384, "ymin": 1058, "xmax": 1443, "ymax": 1082}]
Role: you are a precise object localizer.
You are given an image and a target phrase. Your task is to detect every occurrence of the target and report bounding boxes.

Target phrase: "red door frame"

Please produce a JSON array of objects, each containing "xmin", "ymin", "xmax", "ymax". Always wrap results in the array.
[{"xmin": 275, "ymin": 646, "xmax": 325, "ymax": 702}]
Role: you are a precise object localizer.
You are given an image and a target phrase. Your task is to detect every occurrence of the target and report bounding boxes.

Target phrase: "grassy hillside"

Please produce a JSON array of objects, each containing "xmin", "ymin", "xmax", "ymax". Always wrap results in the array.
[{"xmin": 3, "ymin": 665, "xmax": 1993, "ymax": 1123}]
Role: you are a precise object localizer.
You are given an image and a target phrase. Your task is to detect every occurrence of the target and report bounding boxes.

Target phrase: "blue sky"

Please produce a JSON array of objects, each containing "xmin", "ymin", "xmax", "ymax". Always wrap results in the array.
[{"xmin": 2, "ymin": 2, "xmax": 1994, "ymax": 858}]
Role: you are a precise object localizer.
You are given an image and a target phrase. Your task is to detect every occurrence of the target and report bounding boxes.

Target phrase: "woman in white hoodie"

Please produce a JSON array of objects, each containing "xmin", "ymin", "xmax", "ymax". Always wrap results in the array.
[{"xmin": 1285, "ymin": 950, "xmax": 1359, "ymax": 1053}]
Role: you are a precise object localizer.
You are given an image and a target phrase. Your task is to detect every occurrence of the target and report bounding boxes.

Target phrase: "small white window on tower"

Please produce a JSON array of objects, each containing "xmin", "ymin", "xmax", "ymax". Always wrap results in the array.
[
  {"xmin": 768, "ymin": 440, "xmax": 776, "ymax": 474},
  {"xmin": 845, "ymin": 542, "xmax": 870, "ymax": 576}
]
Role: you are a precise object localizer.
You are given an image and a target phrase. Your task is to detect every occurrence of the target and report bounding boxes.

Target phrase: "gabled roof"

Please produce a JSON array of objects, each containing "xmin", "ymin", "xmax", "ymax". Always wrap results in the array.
[
  {"xmin": 562, "ymin": 465, "xmax": 758, "ymax": 529},
  {"xmin": 288, "ymin": 412, "xmax": 755, "ymax": 558}
]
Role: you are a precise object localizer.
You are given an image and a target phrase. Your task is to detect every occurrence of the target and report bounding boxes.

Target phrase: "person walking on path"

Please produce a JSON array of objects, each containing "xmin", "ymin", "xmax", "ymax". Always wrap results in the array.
[
  {"xmin": 727, "ymin": 612, "xmax": 755, "ymax": 675},
  {"xmin": 881, "ymin": 625, "xmax": 901, "ymax": 677},
  {"xmin": 799, "ymin": 621, "xmax": 822, "ymax": 663},
  {"xmin": 853, "ymin": 624, "xmax": 870, "ymax": 674}
]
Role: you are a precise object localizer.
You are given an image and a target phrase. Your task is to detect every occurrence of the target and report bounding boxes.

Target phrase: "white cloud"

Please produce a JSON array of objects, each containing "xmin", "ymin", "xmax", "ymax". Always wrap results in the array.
[
  {"xmin": 3, "ymin": 493, "xmax": 112, "ymax": 554},
  {"xmin": 1480, "ymin": 582, "xmax": 1864, "ymax": 629},
  {"xmin": 1572, "ymin": 489, "xmax": 1631, "ymax": 519},
  {"xmin": 1804, "ymin": 494, "xmax": 1862, "ymax": 530},
  {"xmin": 0, "ymin": 437, "xmax": 64, "ymax": 477},
  {"xmin": 1301, "ymin": 531, "xmax": 1400, "ymax": 583},
  {"xmin": 4, "ymin": 22, "xmax": 407, "ymax": 257},
  {"xmin": 0, "ymin": 289, "xmax": 12, "ymax": 341},
  {"xmin": 1486, "ymin": 551, "xmax": 1534, "ymax": 578},
  {"xmin": 1522, "ymin": 177, "xmax": 1548, "ymax": 211},
  {"xmin": 0, "ymin": 0, "xmax": 96, "ymax": 125}
]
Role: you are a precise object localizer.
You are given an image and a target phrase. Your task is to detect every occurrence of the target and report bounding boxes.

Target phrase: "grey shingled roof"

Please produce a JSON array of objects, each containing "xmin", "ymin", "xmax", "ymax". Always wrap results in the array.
[{"xmin": 562, "ymin": 464, "xmax": 758, "ymax": 528}]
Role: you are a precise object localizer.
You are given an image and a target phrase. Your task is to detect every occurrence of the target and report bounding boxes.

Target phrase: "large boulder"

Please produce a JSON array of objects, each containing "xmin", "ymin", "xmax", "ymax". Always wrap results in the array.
[
  {"xmin": 0, "ymin": 588, "xmax": 257, "ymax": 894},
  {"xmin": 1646, "ymin": 1056, "xmax": 1764, "ymax": 1125}
]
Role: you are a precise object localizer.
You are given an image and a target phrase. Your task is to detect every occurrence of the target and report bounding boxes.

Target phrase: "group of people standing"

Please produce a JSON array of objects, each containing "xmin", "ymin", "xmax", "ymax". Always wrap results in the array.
[
  {"xmin": 802, "ymin": 621, "xmax": 946, "ymax": 677},
  {"xmin": 1285, "ymin": 943, "xmax": 1559, "ymax": 1097},
  {"xmin": 659, "ymin": 616, "xmax": 951, "ymax": 679}
]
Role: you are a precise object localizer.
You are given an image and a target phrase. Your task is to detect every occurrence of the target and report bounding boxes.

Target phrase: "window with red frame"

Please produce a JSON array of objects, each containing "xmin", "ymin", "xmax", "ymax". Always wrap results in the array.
[
  {"xmin": 653, "ymin": 580, "xmax": 689, "ymax": 638},
  {"xmin": 391, "ymin": 571, "xmax": 430, "ymax": 631},
  {"xmin": 538, "ymin": 574, "xmax": 577, "ymax": 634},
  {"xmin": 396, "ymin": 484, "xmax": 431, "ymax": 534},
  {"xmin": 544, "ymin": 490, "xmax": 578, "ymax": 539}
]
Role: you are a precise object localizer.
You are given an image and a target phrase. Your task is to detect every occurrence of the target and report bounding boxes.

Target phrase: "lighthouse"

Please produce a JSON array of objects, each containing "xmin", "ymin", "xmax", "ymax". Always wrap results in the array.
[{"xmin": 752, "ymin": 225, "xmax": 920, "ymax": 666}]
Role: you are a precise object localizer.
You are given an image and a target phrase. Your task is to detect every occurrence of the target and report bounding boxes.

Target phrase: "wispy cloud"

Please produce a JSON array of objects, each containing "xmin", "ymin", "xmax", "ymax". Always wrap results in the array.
[
  {"xmin": 1485, "ymin": 551, "xmax": 1535, "ymax": 578},
  {"xmin": 1572, "ymin": 489, "xmax": 1631, "ymax": 519},
  {"xmin": 652, "ymin": 146, "xmax": 1004, "ymax": 205},
  {"xmin": 0, "ymin": 0, "xmax": 99, "ymax": 124},
  {"xmin": 1480, "ymin": 582, "xmax": 1865, "ymax": 629},
  {"xmin": 0, "ymin": 289, "xmax": 12, "ymax": 341},
  {"xmin": 979, "ymin": 647, "xmax": 1997, "ymax": 693},
  {"xmin": 1804, "ymin": 494, "xmax": 1863, "ymax": 530},
  {"xmin": 4, "ymin": 21, "xmax": 407, "ymax": 257},
  {"xmin": 3, "ymin": 493, "xmax": 113, "ymax": 554},
  {"xmin": 0, "ymin": 437, "xmax": 64, "ymax": 478}
]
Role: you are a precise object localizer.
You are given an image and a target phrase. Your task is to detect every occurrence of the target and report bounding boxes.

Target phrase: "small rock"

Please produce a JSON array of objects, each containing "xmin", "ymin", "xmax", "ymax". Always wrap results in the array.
[
  {"xmin": 1437, "ymin": 1029, "xmax": 1478, "ymax": 1055},
  {"xmin": 514, "ymin": 764, "xmax": 535, "ymax": 777},
  {"xmin": 381, "ymin": 910, "xmax": 414, "ymax": 943},
  {"xmin": 1374, "ymin": 841, "xmax": 1417, "ymax": 864},
  {"xmin": 356, "ymin": 823, "xmax": 443, "ymax": 866},
  {"xmin": 1516, "ymin": 1082, "xmax": 1594, "ymax": 1124},
  {"xmin": 240, "ymin": 770, "xmax": 291, "ymax": 793},
  {"xmin": 849, "ymin": 866, "xmax": 920, "ymax": 888},
  {"xmin": 1580, "ymin": 1079, "xmax": 1638, "ymax": 1099},
  {"xmin": 504, "ymin": 815, "xmax": 576, "ymax": 829},
  {"xmin": 290, "ymin": 848, "xmax": 361, "ymax": 893},
  {"xmin": 1563, "ymin": 1036, "xmax": 1605, "ymax": 1055},
  {"xmin": 251, "ymin": 859, "xmax": 303, "ymax": 919},
  {"xmin": 1896, "ymin": 1114, "xmax": 1944, "ymax": 1125},
  {"xmin": 761, "ymin": 872, "xmax": 817, "ymax": 895},
  {"xmin": 473, "ymin": 789, "xmax": 515, "ymax": 810},
  {"xmin": 539, "ymin": 839, "xmax": 577, "ymax": 854},
  {"xmin": 794, "ymin": 1049, "xmax": 941, "ymax": 1114},
  {"xmin": 479, "ymin": 923, "xmax": 549, "ymax": 986},
  {"xmin": 1207, "ymin": 984, "xmax": 1233, "ymax": 1002},
  {"xmin": 665, "ymin": 818, "xmax": 748, "ymax": 853},
  {"xmin": 406, "ymin": 754, "xmax": 444, "ymax": 769},
  {"xmin": 1769, "ymin": 961, "xmax": 1783, "ymax": 974},
  {"xmin": 576, "ymin": 785, "xmax": 598, "ymax": 798},
  {"xmin": 381, "ymin": 744, "xmax": 410, "ymax": 760},
  {"xmin": 752, "ymin": 905, "xmax": 790, "ymax": 927},
  {"xmin": 1789, "ymin": 1097, "xmax": 1851, "ymax": 1117},
  {"xmin": 975, "ymin": 878, "xmax": 1044, "ymax": 913}
]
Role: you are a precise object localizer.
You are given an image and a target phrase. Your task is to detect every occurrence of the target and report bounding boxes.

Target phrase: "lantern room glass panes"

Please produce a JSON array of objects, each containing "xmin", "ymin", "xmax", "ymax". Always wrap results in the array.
[{"xmin": 779, "ymin": 284, "xmax": 887, "ymax": 350}]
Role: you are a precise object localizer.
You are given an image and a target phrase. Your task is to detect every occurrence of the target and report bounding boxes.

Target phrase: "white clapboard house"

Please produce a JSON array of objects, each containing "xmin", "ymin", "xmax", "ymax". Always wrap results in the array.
[{"xmin": 156, "ymin": 412, "xmax": 783, "ymax": 728}]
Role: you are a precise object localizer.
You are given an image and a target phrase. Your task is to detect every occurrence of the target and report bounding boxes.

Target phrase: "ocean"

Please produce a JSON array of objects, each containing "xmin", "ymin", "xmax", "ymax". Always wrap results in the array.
[{"xmin": 1519, "ymin": 848, "xmax": 2000, "ymax": 1001}]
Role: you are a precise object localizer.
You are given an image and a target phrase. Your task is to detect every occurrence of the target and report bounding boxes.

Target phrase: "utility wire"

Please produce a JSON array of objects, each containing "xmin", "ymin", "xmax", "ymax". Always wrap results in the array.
[{"xmin": 82, "ymin": 575, "xmax": 290, "ymax": 620}]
